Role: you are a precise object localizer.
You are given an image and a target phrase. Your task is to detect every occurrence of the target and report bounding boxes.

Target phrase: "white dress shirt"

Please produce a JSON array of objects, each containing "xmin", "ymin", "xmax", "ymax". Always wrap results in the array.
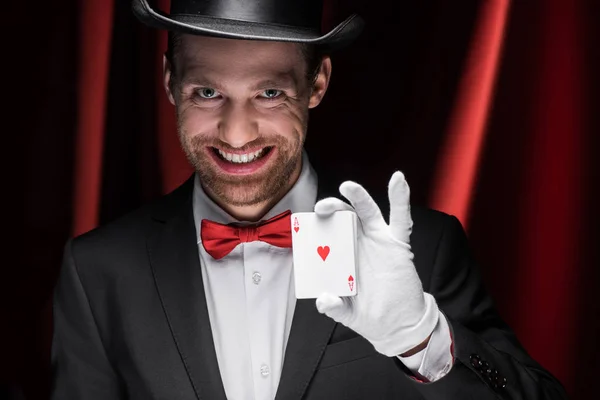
[{"xmin": 193, "ymin": 152, "xmax": 453, "ymax": 400}]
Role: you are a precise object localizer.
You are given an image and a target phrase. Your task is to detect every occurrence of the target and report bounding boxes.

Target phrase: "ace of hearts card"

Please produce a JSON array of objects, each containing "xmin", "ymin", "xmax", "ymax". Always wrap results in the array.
[{"xmin": 290, "ymin": 210, "xmax": 358, "ymax": 299}]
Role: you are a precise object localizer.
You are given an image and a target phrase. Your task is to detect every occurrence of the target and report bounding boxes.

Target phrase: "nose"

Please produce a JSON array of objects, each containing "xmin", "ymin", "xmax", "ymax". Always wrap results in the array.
[{"xmin": 218, "ymin": 102, "xmax": 259, "ymax": 147}]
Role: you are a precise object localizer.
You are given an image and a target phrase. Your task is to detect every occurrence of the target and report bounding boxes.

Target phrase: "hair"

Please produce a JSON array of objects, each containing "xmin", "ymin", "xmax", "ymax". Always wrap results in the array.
[{"xmin": 166, "ymin": 31, "xmax": 326, "ymax": 87}]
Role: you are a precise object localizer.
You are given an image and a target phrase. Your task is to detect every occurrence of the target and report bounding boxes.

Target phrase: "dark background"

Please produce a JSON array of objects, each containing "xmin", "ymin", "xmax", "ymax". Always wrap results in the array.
[{"xmin": 3, "ymin": 0, "xmax": 599, "ymax": 398}]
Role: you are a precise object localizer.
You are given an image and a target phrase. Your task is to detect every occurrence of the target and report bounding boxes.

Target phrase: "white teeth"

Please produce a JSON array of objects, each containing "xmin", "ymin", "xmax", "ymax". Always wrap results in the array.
[{"xmin": 218, "ymin": 148, "xmax": 266, "ymax": 164}]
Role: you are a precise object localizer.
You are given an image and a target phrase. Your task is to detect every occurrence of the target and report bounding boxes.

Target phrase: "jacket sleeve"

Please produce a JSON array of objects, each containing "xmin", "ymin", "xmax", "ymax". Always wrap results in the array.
[
  {"xmin": 50, "ymin": 239, "xmax": 125, "ymax": 399},
  {"xmin": 405, "ymin": 215, "xmax": 568, "ymax": 399}
]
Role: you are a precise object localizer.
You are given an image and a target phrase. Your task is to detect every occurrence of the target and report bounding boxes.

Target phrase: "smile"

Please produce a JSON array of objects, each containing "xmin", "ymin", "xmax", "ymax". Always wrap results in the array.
[
  {"xmin": 215, "ymin": 147, "xmax": 271, "ymax": 163},
  {"xmin": 209, "ymin": 146, "xmax": 275, "ymax": 175}
]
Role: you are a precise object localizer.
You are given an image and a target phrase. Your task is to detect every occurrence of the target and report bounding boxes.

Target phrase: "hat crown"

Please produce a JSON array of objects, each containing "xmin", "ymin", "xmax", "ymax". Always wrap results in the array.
[{"xmin": 170, "ymin": 0, "xmax": 323, "ymax": 30}]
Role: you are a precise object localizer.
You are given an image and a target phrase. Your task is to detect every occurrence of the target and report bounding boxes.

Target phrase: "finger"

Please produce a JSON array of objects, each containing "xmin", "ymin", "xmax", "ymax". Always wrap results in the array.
[
  {"xmin": 388, "ymin": 171, "xmax": 413, "ymax": 242},
  {"xmin": 315, "ymin": 293, "xmax": 351, "ymax": 324},
  {"xmin": 339, "ymin": 181, "xmax": 385, "ymax": 231},
  {"xmin": 314, "ymin": 197, "xmax": 354, "ymax": 218}
]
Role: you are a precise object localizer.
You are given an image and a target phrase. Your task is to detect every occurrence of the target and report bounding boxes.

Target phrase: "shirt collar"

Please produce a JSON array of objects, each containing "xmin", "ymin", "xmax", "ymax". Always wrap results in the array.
[{"xmin": 193, "ymin": 150, "xmax": 318, "ymax": 229}]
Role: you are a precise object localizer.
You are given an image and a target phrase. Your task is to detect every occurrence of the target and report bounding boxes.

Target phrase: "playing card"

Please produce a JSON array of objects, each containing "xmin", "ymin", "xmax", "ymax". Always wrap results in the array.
[{"xmin": 291, "ymin": 210, "xmax": 358, "ymax": 299}]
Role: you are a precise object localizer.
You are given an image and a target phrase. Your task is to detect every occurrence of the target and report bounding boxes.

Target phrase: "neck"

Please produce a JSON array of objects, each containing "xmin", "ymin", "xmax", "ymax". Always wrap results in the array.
[{"xmin": 204, "ymin": 160, "xmax": 303, "ymax": 222}]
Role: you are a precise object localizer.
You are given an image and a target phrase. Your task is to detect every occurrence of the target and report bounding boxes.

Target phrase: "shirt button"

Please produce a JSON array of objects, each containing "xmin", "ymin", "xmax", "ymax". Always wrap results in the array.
[
  {"xmin": 252, "ymin": 271, "xmax": 262, "ymax": 285},
  {"xmin": 260, "ymin": 364, "xmax": 270, "ymax": 377}
]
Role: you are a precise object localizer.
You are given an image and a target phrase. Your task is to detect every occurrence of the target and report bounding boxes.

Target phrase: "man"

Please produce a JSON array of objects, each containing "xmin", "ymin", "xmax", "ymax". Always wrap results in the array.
[{"xmin": 50, "ymin": 0, "xmax": 567, "ymax": 399}]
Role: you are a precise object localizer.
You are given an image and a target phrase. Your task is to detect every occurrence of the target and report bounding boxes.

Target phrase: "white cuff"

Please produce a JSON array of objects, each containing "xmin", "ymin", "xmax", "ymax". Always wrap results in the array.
[{"xmin": 397, "ymin": 310, "xmax": 454, "ymax": 381}]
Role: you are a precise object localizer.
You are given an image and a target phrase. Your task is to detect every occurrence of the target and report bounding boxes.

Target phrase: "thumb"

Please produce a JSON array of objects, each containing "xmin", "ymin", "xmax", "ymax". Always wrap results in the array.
[
  {"xmin": 315, "ymin": 293, "xmax": 351, "ymax": 323},
  {"xmin": 314, "ymin": 197, "xmax": 353, "ymax": 218}
]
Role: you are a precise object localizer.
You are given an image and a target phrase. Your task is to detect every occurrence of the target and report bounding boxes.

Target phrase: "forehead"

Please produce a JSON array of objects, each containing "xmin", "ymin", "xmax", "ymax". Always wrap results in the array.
[{"xmin": 176, "ymin": 35, "xmax": 306, "ymax": 83}]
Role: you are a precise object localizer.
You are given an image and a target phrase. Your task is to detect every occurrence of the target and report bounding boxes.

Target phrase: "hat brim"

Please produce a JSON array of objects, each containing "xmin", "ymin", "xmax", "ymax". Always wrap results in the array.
[{"xmin": 132, "ymin": 0, "xmax": 364, "ymax": 51}]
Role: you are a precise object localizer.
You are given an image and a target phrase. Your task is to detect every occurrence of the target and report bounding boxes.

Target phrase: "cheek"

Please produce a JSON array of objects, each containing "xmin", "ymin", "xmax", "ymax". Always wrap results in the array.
[
  {"xmin": 177, "ymin": 104, "xmax": 219, "ymax": 137},
  {"xmin": 259, "ymin": 104, "xmax": 309, "ymax": 137}
]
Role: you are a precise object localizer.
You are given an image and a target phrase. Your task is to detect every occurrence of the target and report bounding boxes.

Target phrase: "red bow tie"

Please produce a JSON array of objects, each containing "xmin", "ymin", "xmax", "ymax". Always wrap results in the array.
[{"xmin": 200, "ymin": 210, "xmax": 293, "ymax": 260}]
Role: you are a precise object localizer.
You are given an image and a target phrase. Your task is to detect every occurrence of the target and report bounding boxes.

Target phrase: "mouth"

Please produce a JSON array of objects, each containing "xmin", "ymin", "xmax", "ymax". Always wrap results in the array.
[
  {"xmin": 212, "ymin": 146, "xmax": 273, "ymax": 163},
  {"xmin": 208, "ymin": 146, "xmax": 275, "ymax": 175}
]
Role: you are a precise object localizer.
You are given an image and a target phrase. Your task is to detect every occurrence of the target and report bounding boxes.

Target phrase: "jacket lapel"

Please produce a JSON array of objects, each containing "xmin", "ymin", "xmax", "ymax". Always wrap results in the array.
[
  {"xmin": 274, "ymin": 299, "xmax": 337, "ymax": 400},
  {"xmin": 147, "ymin": 177, "xmax": 227, "ymax": 400},
  {"xmin": 274, "ymin": 174, "xmax": 342, "ymax": 400}
]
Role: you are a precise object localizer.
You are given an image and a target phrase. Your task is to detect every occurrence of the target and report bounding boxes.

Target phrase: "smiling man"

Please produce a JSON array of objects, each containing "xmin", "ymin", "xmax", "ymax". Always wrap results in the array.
[{"xmin": 50, "ymin": 1, "xmax": 567, "ymax": 399}]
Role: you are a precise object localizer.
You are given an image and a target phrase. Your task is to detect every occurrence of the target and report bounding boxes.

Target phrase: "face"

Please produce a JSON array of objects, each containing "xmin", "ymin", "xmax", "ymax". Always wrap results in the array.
[{"xmin": 163, "ymin": 35, "xmax": 331, "ymax": 209}]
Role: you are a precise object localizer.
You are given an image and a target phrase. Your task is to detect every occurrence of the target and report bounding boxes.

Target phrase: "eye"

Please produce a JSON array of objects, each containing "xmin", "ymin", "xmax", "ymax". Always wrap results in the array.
[
  {"xmin": 260, "ymin": 89, "xmax": 282, "ymax": 99},
  {"xmin": 197, "ymin": 88, "xmax": 220, "ymax": 99}
]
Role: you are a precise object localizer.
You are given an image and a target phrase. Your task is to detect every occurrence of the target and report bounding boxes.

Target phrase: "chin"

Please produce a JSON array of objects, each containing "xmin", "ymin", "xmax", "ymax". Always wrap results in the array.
[{"xmin": 218, "ymin": 185, "xmax": 273, "ymax": 207}]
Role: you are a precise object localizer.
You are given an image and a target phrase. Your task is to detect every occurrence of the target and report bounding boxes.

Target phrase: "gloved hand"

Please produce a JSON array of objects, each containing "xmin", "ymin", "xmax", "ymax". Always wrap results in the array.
[{"xmin": 314, "ymin": 171, "xmax": 439, "ymax": 357}]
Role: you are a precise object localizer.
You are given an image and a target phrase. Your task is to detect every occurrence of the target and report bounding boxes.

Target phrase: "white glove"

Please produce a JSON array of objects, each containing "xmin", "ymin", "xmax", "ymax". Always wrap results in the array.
[{"xmin": 314, "ymin": 171, "xmax": 439, "ymax": 357}]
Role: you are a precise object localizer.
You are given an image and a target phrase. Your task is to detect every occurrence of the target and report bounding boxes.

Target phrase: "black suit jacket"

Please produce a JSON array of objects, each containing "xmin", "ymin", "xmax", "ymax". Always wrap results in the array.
[{"xmin": 50, "ymin": 175, "xmax": 568, "ymax": 399}]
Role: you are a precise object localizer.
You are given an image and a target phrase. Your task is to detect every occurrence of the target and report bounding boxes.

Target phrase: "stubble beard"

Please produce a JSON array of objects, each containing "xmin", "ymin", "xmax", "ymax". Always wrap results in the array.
[{"xmin": 179, "ymin": 127, "xmax": 304, "ymax": 208}]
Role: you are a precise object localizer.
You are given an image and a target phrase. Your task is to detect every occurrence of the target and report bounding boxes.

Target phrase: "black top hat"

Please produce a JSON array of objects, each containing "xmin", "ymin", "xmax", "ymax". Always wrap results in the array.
[{"xmin": 132, "ymin": 0, "xmax": 364, "ymax": 51}]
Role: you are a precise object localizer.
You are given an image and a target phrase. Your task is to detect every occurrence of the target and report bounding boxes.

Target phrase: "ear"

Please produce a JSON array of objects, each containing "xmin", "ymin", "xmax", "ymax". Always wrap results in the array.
[
  {"xmin": 163, "ymin": 54, "xmax": 176, "ymax": 106},
  {"xmin": 308, "ymin": 56, "xmax": 332, "ymax": 109}
]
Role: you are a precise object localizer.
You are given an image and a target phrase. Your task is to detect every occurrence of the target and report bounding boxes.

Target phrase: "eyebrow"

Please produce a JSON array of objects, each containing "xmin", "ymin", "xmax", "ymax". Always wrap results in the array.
[
  {"xmin": 180, "ymin": 69, "xmax": 299, "ymax": 91},
  {"xmin": 250, "ymin": 72, "xmax": 299, "ymax": 91},
  {"xmin": 180, "ymin": 76, "xmax": 218, "ymax": 88}
]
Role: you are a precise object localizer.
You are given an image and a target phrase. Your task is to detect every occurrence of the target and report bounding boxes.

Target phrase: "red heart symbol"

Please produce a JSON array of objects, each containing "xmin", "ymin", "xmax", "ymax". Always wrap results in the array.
[
  {"xmin": 317, "ymin": 246, "xmax": 330, "ymax": 261},
  {"xmin": 294, "ymin": 226, "xmax": 299, "ymax": 233}
]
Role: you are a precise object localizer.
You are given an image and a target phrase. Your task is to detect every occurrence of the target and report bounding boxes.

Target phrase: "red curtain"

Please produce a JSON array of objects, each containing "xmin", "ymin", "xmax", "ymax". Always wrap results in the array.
[
  {"xmin": 430, "ymin": 0, "xmax": 593, "ymax": 391},
  {"xmin": 71, "ymin": 0, "xmax": 115, "ymax": 236},
  {"xmin": 5, "ymin": 0, "xmax": 598, "ymax": 398}
]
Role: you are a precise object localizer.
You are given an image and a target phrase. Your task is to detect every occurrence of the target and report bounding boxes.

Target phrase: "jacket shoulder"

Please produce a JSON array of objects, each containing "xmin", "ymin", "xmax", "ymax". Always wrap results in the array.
[
  {"xmin": 410, "ymin": 204, "xmax": 463, "ymax": 244},
  {"xmin": 409, "ymin": 205, "xmax": 466, "ymax": 288},
  {"xmin": 69, "ymin": 176, "xmax": 194, "ymax": 260},
  {"xmin": 411, "ymin": 205, "xmax": 458, "ymax": 231}
]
